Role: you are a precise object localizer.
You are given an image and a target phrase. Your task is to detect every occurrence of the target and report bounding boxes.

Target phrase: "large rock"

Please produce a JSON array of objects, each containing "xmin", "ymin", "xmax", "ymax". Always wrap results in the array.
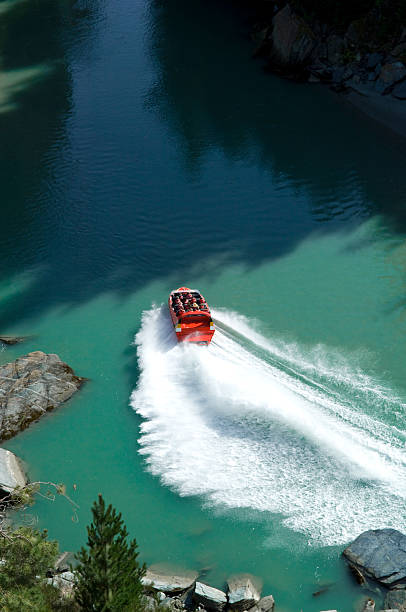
[
  {"xmin": 141, "ymin": 565, "xmax": 198, "ymax": 594},
  {"xmin": 193, "ymin": 582, "xmax": 226, "ymax": 611},
  {"xmin": 375, "ymin": 62, "xmax": 406, "ymax": 93},
  {"xmin": 47, "ymin": 571, "xmax": 75, "ymax": 599},
  {"xmin": 227, "ymin": 574, "xmax": 261, "ymax": 611},
  {"xmin": 248, "ymin": 595, "xmax": 275, "ymax": 612},
  {"xmin": 0, "ymin": 352, "xmax": 85, "ymax": 440},
  {"xmin": 343, "ymin": 529, "xmax": 406, "ymax": 586},
  {"xmin": 270, "ymin": 4, "xmax": 316, "ymax": 69},
  {"xmin": 347, "ymin": 77, "xmax": 376, "ymax": 97},
  {"xmin": 367, "ymin": 53, "xmax": 384, "ymax": 70},
  {"xmin": 0, "ymin": 448, "xmax": 26, "ymax": 493},
  {"xmin": 392, "ymin": 80, "xmax": 406, "ymax": 99},
  {"xmin": 385, "ymin": 588, "xmax": 406, "ymax": 612}
]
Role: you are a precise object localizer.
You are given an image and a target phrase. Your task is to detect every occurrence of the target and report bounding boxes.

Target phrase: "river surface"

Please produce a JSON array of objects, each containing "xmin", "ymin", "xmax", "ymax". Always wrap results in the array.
[{"xmin": 2, "ymin": 0, "xmax": 406, "ymax": 609}]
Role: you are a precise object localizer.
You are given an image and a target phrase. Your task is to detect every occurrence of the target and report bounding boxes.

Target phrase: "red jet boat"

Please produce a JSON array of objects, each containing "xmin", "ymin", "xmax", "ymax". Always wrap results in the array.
[{"xmin": 168, "ymin": 287, "xmax": 215, "ymax": 345}]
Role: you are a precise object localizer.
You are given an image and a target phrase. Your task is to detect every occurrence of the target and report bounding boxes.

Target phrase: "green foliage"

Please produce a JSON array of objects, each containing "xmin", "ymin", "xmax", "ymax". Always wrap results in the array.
[
  {"xmin": 74, "ymin": 494, "xmax": 146, "ymax": 612},
  {"xmin": 0, "ymin": 526, "xmax": 70, "ymax": 611},
  {"xmin": 0, "ymin": 527, "xmax": 57, "ymax": 590}
]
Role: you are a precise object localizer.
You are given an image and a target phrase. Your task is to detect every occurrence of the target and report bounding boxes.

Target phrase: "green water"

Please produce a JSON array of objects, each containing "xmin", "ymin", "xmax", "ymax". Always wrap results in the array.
[{"xmin": 2, "ymin": 0, "xmax": 406, "ymax": 609}]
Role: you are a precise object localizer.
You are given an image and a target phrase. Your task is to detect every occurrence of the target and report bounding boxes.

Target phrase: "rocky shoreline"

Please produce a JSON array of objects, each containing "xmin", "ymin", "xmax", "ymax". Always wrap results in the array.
[
  {"xmin": 136, "ymin": 529, "xmax": 406, "ymax": 611},
  {"xmin": 1, "ymin": 349, "xmax": 406, "ymax": 610},
  {"xmin": 44, "ymin": 529, "xmax": 406, "ymax": 611},
  {"xmin": 0, "ymin": 349, "xmax": 84, "ymax": 496},
  {"xmin": 251, "ymin": 2, "xmax": 406, "ymax": 137},
  {"xmin": 141, "ymin": 568, "xmax": 273, "ymax": 611}
]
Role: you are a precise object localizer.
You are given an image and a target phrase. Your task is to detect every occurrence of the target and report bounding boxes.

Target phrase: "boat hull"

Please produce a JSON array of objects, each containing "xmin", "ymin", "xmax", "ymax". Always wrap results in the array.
[{"xmin": 168, "ymin": 287, "xmax": 215, "ymax": 345}]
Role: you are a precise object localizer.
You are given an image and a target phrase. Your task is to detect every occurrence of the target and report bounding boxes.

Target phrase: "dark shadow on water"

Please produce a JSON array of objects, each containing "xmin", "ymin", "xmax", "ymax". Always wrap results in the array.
[
  {"xmin": 1, "ymin": 0, "xmax": 406, "ymax": 330},
  {"xmin": 148, "ymin": 0, "xmax": 406, "ymax": 225}
]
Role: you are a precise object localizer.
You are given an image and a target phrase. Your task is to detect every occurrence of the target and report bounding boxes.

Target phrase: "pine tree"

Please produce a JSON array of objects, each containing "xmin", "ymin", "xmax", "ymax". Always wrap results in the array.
[{"xmin": 74, "ymin": 495, "xmax": 146, "ymax": 611}]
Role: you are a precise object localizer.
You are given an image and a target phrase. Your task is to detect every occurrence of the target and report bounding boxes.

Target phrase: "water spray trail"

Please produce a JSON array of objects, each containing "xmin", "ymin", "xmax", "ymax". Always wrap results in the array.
[{"xmin": 131, "ymin": 306, "xmax": 406, "ymax": 546}]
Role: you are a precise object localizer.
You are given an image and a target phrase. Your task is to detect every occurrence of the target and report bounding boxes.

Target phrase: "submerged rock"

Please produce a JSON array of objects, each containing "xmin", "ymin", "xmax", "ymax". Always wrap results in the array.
[
  {"xmin": 361, "ymin": 598, "xmax": 375, "ymax": 612},
  {"xmin": 384, "ymin": 587, "xmax": 406, "ymax": 612},
  {"xmin": 54, "ymin": 551, "xmax": 76, "ymax": 574},
  {"xmin": 0, "ymin": 351, "xmax": 85, "ymax": 441},
  {"xmin": 0, "ymin": 448, "xmax": 26, "ymax": 494},
  {"xmin": 0, "ymin": 336, "xmax": 25, "ymax": 345},
  {"xmin": 343, "ymin": 529, "xmax": 406, "ymax": 586}
]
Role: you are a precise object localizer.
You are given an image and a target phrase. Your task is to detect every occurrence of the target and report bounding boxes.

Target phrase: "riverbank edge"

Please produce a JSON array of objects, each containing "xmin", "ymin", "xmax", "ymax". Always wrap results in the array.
[{"xmin": 248, "ymin": 2, "xmax": 406, "ymax": 139}]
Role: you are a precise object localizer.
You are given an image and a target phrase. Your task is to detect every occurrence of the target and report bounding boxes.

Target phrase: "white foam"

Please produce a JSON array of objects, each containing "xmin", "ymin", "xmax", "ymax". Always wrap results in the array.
[{"xmin": 130, "ymin": 306, "xmax": 406, "ymax": 546}]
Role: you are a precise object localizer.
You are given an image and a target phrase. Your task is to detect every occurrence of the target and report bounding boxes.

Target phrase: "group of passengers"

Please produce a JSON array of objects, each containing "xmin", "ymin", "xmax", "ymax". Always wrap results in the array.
[{"xmin": 172, "ymin": 292, "xmax": 209, "ymax": 316}]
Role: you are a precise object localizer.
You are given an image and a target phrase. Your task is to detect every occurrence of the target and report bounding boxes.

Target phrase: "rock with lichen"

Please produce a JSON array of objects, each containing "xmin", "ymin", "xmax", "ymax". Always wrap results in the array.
[{"xmin": 0, "ymin": 351, "xmax": 85, "ymax": 440}]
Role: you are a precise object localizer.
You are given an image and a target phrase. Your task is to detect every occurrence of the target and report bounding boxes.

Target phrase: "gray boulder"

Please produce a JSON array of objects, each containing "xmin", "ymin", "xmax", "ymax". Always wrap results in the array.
[
  {"xmin": 143, "ymin": 595, "xmax": 157, "ymax": 611},
  {"xmin": 160, "ymin": 597, "xmax": 185, "ymax": 610},
  {"xmin": 347, "ymin": 77, "xmax": 377, "ymax": 97},
  {"xmin": 193, "ymin": 582, "xmax": 226, "ymax": 611},
  {"xmin": 248, "ymin": 595, "xmax": 275, "ymax": 612},
  {"xmin": 47, "ymin": 571, "xmax": 75, "ymax": 599},
  {"xmin": 0, "ymin": 448, "xmax": 26, "ymax": 494},
  {"xmin": 270, "ymin": 4, "xmax": 316, "ymax": 68},
  {"xmin": 367, "ymin": 53, "xmax": 384, "ymax": 70},
  {"xmin": 141, "ymin": 566, "xmax": 198, "ymax": 594},
  {"xmin": 384, "ymin": 588, "xmax": 406, "ymax": 612},
  {"xmin": 375, "ymin": 62, "xmax": 406, "ymax": 93},
  {"xmin": 227, "ymin": 574, "xmax": 261, "ymax": 611},
  {"xmin": 343, "ymin": 529, "xmax": 406, "ymax": 586},
  {"xmin": 0, "ymin": 351, "xmax": 85, "ymax": 441},
  {"xmin": 392, "ymin": 80, "xmax": 406, "ymax": 99}
]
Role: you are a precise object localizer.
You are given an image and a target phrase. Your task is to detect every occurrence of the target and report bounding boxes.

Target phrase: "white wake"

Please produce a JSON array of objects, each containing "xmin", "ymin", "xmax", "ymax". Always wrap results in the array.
[{"xmin": 130, "ymin": 306, "xmax": 406, "ymax": 546}]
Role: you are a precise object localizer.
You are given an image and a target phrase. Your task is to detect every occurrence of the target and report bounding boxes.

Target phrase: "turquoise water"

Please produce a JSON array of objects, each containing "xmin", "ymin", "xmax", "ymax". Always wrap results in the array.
[{"xmin": 2, "ymin": 0, "xmax": 406, "ymax": 609}]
